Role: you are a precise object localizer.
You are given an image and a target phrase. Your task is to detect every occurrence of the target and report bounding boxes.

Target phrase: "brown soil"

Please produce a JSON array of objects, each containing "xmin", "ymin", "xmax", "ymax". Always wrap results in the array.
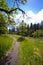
[{"xmin": 4, "ymin": 41, "xmax": 19, "ymax": 65}]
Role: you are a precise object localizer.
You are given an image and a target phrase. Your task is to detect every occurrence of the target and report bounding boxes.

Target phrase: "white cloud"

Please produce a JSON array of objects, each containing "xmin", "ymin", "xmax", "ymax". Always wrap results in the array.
[{"xmin": 15, "ymin": 9, "xmax": 43, "ymax": 25}]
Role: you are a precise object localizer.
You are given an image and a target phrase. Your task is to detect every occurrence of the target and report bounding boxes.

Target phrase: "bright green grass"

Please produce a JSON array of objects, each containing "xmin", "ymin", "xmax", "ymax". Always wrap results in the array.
[
  {"xmin": 7, "ymin": 35, "xmax": 43, "ymax": 65},
  {"xmin": 16, "ymin": 36, "xmax": 43, "ymax": 65},
  {"xmin": 0, "ymin": 34, "xmax": 14, "ymax": 59}
]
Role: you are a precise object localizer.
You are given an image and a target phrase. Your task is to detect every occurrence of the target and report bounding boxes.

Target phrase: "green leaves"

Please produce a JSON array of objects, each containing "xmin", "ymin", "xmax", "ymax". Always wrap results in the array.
[
  {"xmin": 0, "ymin": 12, "xmax": 8, "ymax": 34},
  {"xmin": 21, "ymin": 0, "xmax": 27, "ymax": 4},
  {"xmin": 0, "ymin": 0, "xmax": 8, "ymax": 10},
  {"xmin": 32, "ymin": 30, "xmax": 43, "ymax": 37},
  {"xmin": 19, "ymin": 20, "xmax": 27, "ymax": 36},
  {"xmin": 0, "ymin": 0, "xmax": 27, "ymax": 34}
]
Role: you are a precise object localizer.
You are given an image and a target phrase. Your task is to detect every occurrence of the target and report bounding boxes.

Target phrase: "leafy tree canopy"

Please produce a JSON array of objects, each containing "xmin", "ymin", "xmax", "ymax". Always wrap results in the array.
[{"xmin": 0, "ymin": 0, "xmax": 27, "ymax": 14}]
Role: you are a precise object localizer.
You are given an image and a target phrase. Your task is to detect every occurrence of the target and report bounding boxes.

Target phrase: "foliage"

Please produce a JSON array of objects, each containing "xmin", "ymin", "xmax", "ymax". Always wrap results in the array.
[
  {"xmin": 0, "ymin": 34, "xmax": 14, "ymax": 64},
  {"xmin": 0, "ymin": 12, "xmax": 8, "ymax": 34},
  {"xmin": 27, "ymin": 24, "xmax": 30, "ymax": 35},
  {"xmin": 0, "ymin": 0, "xmax": 27, "ymax": 34},
  {"xmin": 12, "ymin": 0, "xmax": 27, "ymax": 5},
  {"xmin": 32, "ymin": 30, "xmax": 43, "ymax": 37},
  {"xmin": 17, "ymin": 36, "xmax": 43, "ymax": 65},
  {"xmin": 16, "ymin": 22, "xmax": 43, "ymax": 37},
  {"xmin": 0, "ymin": 0, "xmax": 8, "ymax": 10},
  {"xmin": 13, "ymin": 35, "xmax": 43, "ymax": 65},
  {"xmin": 18, "ymin": 20, "xmax": 27, "ymax": 36}
]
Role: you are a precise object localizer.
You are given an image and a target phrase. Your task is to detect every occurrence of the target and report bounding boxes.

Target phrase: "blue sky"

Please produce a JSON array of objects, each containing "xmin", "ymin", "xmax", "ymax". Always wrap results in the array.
[
  {"xmin": 7, "ymin": 0, "xmax": 43, "ymax": 13},
  {"xmin": 6, "ymin": 0, "xmax": 43, "ymax": 24}
]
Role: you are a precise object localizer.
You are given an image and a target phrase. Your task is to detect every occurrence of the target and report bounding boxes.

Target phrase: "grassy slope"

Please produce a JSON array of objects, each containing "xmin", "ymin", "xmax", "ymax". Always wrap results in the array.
[
  {"xmin": 0, "ymin": 34, "xmax": 14, "ymax": 59},
  {"xmin": 14, "ymin": 35, "xmax": 43, "ymax": 65},
  {"xmin": 19, "ymin": 37, "xmax": 43, "ymax": 65}
]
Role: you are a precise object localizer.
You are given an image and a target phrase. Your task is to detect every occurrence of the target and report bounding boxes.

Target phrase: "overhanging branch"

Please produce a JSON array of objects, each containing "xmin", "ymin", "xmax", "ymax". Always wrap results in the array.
[
  {"xmin": 0, "ymin": 8, "xmax": 9, "ymax": 14},
  {"xmin": 0, "ymin": 8, "xmax": 25, "ymax": 14}
]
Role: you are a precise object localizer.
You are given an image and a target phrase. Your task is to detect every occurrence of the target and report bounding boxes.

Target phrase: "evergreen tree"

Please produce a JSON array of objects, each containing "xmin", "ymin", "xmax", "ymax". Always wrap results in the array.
[
  {"xmin": 36, "ymin": 23, "xmax": 40, "ymax": 30},
  {"xmin": 29, "ymin": 23, "xmax": 33, "ymax": 37},
  {"xmin": 33, "ymin": 24, "xmax": 37, "ymax": 31},
  {"xmin": 40, "ymin": 21, "xmax": 43, "ymax": 30},
  {"xmin": 27, "ymin": 24, "xmax": 29, "ymax": 36},
  {"xmin": 19, "ymin": 20, "xmax": 27, "ymax": 36}
]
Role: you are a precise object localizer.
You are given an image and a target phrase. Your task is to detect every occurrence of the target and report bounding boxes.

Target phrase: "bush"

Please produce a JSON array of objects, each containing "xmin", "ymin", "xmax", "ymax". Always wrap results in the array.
[{"xmin": 32, "ymin": 30, "xmax": 43, "ymax": 37}]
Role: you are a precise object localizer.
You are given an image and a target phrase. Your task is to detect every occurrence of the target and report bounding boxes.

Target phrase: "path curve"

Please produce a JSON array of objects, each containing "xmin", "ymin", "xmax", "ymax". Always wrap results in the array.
[{"xmin": 5, "ymin": 41, "xmax": 19, "ymax": 65}]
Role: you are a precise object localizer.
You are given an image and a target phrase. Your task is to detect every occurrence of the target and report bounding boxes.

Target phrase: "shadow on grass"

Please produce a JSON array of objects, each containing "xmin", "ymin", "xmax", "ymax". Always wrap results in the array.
[{"xmin": 17, "ymin": 36, "xmax": 25, "ymax": 42}]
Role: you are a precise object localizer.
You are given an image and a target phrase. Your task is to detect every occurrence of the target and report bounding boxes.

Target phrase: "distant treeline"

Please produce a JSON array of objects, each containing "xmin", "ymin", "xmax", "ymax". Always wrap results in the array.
[{"xmin": 9, "ymin": 20, "xmax": 43, "ymax": 37}]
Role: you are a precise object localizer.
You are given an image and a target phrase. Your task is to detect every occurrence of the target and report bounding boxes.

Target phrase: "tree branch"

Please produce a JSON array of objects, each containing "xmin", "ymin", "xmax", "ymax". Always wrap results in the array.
[
  {"xmin": 0, "ymin": 8, "xmax": 25, "ymax": 14},
  {"xmin": 0, "ymin": 8, "xmax": 9, "ymax": 14}
]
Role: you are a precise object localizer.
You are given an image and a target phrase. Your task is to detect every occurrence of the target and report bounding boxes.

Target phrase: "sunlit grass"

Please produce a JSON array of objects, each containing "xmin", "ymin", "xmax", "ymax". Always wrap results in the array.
[
  {"xmin": 0, "ymin": 34, "xmax": 14, "ymax": 59},
  {"xmin": 2, "ymin": 34, "xmax": 42, "ymax": 65},
  {"xmin": 15, "ymin": 36, "xmax": 43, "ymax": 65}
]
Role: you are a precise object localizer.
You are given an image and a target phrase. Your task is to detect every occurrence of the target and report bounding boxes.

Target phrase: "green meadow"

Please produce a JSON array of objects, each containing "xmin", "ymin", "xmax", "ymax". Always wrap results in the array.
[
  {"xmin": 0, "ymin": 34, "xmax": 14, "ymax": 59},
  {"xmin": 14, "ymin": 35, "xmax": 43, "ymax": 65},
  {"xmin": 19, "ymin": 37, "xmax": 43, "ymax": 65},
  {"xmin": 0, "ymin": 35, "xmax": 43, "ymax": 65}
]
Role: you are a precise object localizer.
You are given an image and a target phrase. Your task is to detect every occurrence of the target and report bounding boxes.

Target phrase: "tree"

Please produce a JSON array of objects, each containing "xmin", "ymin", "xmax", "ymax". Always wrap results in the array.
[
  {"xmin": 29, "ymin": 23, "xmax": 33, "ymax": 37},
  {"xmin": 36, "ymin": 23, "xmax": 40, "ymax": 30},
  {"xmin": 9, "ymin": 26, "xmax": 15, "ymax": 34},
  {"xmin": 0, "ymin": 12, "xmax": 8, "ymax": 34},
  {"xmin": 0, "ymin": 0, "xmax": 27, "ymax": 23},
  {"xmin": 0, "ymin": 0, "xmax": 27, "ymax": 14},
  {"xmin": 19, "ymin": 20, "xmax": 27, "ymax": 36},
  {"xmin": 0, "ymin": 0, "xmax": 27, "ymax": 34},
  {"xmin": 40, "ymin": 21, "xmax": 43, "ymax": 30},
  {"xmin": 27, "ymin": 24, "xmax": 30, "ymax": 36},
  {"xmin": 33, "ymin": 24, "xmax": 37, "ymax": 31},
  {"xmin": 32, "ymin": 30, "xmax": 43, "ymax": 37},
  {"xmin": 0, "ymin": 0, "xmax": 8, "ymax": 10}
]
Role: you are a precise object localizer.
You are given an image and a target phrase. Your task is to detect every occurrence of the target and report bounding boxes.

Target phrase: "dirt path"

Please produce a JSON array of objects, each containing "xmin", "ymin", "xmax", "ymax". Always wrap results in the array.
[{"xmin": 5, "ymin": 41, "xmax": 19, "ymax": 65}]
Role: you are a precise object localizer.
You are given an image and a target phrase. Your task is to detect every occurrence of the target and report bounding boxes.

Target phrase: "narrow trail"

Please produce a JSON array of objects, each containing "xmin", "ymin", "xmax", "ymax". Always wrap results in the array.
[{"xmin": 5, "ymin": 40, "xmax": 19, "ymax": 65}]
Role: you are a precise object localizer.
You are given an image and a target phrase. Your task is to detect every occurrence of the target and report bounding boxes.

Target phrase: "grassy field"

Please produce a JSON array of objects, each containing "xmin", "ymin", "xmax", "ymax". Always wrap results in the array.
[
  {"xmin": 0, "ymin": 34, "xmax": 14, "ymax": 59},
  {"xmin": 0, "ymin": 34, "xmax": 43, "ymax": 65},
  {"xmin": 14, "ymin": 35, "xmax": 43, "ymax": 65},
  {"xmin": 19, "ymin": 37, "xmax": 43, "ymax": 65}
]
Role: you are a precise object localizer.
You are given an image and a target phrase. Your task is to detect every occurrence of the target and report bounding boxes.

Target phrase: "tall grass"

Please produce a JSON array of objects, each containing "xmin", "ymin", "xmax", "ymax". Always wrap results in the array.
[
  {"xmin": 0, "ymin": 34, "xmax": 14, "ymax": 59},
  {"xmin": 18, "ymin": 37, "xmax": 43, "ymax": 65}
]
